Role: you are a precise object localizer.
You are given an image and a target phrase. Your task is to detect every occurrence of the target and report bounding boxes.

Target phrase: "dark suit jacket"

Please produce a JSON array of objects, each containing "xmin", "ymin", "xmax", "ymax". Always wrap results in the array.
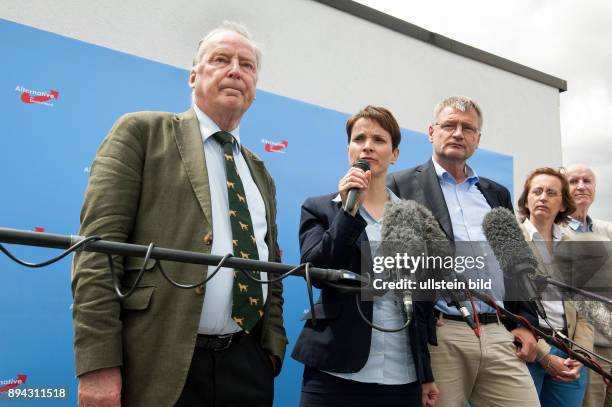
[
  {"xmin": 71, "ymin": 109, "xmax": 287, "ymax": 407},
  {"xmin": 291, "ymin": 193, "xmax": 435, "ymax": 383},
  {"xmin": 387, "ymin": 159, "xmax": 538, "ymax": 330}
]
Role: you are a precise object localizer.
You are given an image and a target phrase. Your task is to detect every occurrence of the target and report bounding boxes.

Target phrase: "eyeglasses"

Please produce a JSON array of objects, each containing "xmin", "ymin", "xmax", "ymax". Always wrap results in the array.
[
  {"xmin": 433, "ymin": 122, "xmax": 480, "ymax": 137},
  {"xmin": 530, "ymin": 187, "xmax": 560, "ymax": 198}
]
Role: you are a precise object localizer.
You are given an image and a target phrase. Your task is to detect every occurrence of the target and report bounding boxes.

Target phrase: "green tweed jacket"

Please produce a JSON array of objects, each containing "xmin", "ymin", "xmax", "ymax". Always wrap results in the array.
[{"xmin": 71, "ymin": 108, "xmax": 287, "ymax": 406}]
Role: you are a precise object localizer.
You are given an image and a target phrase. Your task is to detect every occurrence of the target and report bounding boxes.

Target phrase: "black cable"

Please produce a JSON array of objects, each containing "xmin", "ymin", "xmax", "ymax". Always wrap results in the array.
[
  {"xmin": 303, "ymin": 263, "xmax": 316, "ymax": 324},
  {"xmin": 542, "ymin": 319, "xmax": 612, "ymax": 365},
  {"xmin": 0, "ymin": 236, "xmax": 101, "ymax": 268},
  {"xmin": 235, "ymin": 262, "xmax": 318, "ymax": 325},
  {"xmin": 354, "ymin": 294, "xmax": 411, "ymax": 333},
  {"xmin": 108, "ymin": 248, "xmax": 320, "ymax": 326},
  {"xmin": 109, "ymin": 243, "xmax": 156, "ymax": 299},
  {"xmin": 478, "ymin": 292, "xmax": 612, "ymax": 381},
  {"xmin": 155, "ymin": 253, "xmax": 233, "ymax": 289},
  {"xmin": 0, "ymin": 237, "xmax": 340, "ymax": 331}
]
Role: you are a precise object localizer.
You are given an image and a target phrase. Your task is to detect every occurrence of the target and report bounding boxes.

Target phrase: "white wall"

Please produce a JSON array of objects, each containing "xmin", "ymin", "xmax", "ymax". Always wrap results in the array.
[{"xmin": 1, "ymin": 0, "xmax": 563, "ymax": 197}]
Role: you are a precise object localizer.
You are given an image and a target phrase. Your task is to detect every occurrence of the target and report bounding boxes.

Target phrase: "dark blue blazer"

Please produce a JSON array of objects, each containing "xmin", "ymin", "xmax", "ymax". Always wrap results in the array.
[
  {"xmin": 387, "ymin": 159, "xmax": 539, "ymax": 329},
  {"xmin": 291, "ymin": 192, "xmax": 435, "ymax": 383}
]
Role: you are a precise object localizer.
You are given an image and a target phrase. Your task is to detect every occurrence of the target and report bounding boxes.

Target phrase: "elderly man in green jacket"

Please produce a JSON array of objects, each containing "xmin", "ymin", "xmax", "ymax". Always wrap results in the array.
[{"xmin": 72, "ymin": 21, "xmax": 287, "ymax": 407}]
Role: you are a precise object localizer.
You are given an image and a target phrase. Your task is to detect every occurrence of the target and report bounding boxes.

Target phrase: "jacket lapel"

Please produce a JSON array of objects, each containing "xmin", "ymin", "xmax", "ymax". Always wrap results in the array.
[
  {"xmin": 476, "ymin": 178, "xmax": 500, "ymax": 208},
  {"xmin": 421, "ymin": 161, "xmax": 454, "ymax": 240},
  {"xmin": 174, "ymin": 108, "xmax": 213, "ymax": 228}
]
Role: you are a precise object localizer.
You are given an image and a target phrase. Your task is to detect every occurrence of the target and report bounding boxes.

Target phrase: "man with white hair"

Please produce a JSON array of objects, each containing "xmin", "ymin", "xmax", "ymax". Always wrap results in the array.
[
  {"xmin": 72, "ymin": 22, "xmax": 287, "ymax": 407},
  {"xmin": 563, "ymin": 164, "xmax": 612, "ymax": 407}
]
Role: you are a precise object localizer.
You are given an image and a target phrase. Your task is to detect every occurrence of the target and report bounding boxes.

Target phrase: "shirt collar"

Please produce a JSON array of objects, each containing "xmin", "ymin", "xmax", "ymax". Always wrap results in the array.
[
  {"xmin": 567, "ymin": 215, "xmax": 593, "ymax": 232},
  {"xmin": 523, "ymin": 217, "xmax": 565, "ymax": 241},
  {"xmin": 192, "ymin": 104, "xmax": 242, "ymax": 150},
  {"xmin": 431, "ymin": 157, "xmax": 479, "ymax": 185},
  {"xmin": 332, "ymin": 187, "xmax": 400, "ymax": 203}
]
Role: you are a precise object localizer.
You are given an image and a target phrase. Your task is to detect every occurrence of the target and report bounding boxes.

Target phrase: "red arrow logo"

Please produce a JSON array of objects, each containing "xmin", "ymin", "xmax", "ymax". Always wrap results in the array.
[
  {"xmin": 264, "ymin": 140, "xmax": 288, "ymax": 153},
  {"xmin": 0, "ymin": 374, "xmax": 27, "ymax": 393},
  {"xmin": 20, "ymin": 90, "xmax": 59, "ymax": 104}
]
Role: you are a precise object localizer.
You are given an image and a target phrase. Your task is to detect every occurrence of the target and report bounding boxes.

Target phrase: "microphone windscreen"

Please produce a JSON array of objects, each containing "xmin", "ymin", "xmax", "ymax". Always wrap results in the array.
[
  {"xmin": 413, "ymin": 203, "xmax": 454, "ymax": 259},
  {"xmin": 381, "ymin": 200, "xmax": 457, "ymax": 302},
  {"xmin": 381, "ymin": 200, "xmax": 423, "ymax": 243},
  {"xmin": 481, "ymin": 207, "xmax": 539, "ymax": 274}
]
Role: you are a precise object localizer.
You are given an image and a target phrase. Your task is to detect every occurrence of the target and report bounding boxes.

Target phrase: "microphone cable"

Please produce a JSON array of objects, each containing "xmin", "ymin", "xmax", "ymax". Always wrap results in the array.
[
  {"xmin": 321, "ymin": 270, "xmax": 412, "ymax": 332},
  {"xmin": 478, "ymin": 291, "xmax": 612, "ymax": 384},
  {"xmin": 0, "ymin": 236, "xmax": 101, "ymax": 267},
  {"xmin": 353, "ymin": 293, "xmax": 412, "ymax": 333},
  {"xmin": 0, "ymin": 239, "xmax": 320, "ymax": 327}
]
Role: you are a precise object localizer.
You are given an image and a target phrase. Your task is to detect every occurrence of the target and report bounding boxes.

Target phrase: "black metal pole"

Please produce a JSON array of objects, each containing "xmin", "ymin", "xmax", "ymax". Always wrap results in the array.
[
  {"xmin": 468, "ymin": 288, "xmax": 612, "ymax": 381},
  {"xmin": 0, "ymin": 227, "xmax": 366, "ymax": 285},
  {"xmin": 541, "ymin": 276, "xmax": 612, "ymax": 305}
]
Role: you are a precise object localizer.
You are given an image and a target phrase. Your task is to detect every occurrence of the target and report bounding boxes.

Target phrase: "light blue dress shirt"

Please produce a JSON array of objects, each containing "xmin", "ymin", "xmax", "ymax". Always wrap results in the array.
[
  {"xmin": 326, "ymin": 189, "xmax": 418, "ymax": 384},
  {"xmin": 193, "ymin": 105, "xmax": 269, "ymax": 335},
  {"xmin": 431, "ymin": 159, "xmax": 505, "ymax": 316},
  {"xmin": 567, "ymin": 215, "xmax": 593, "ymax": 233}
]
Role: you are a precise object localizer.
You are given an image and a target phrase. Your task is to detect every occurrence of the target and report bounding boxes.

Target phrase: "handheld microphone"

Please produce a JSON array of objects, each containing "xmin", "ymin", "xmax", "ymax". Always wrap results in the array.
[
  {"xmin": 344, "ymin": 159, "xmax": 370, "ymax": 213},
  {"xmin": 481, "ymin": 208, "xmax": 547, "ymax": 320}
]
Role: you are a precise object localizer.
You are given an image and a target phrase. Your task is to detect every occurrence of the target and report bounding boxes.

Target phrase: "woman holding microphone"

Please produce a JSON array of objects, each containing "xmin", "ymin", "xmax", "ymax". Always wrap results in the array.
[{"xmin": 292, "ymin": 106, "xmax": 437, "ymax": 407}]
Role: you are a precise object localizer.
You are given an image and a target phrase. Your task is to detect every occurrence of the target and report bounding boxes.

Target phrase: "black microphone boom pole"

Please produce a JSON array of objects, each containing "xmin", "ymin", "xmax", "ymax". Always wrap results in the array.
[
  {"xmin": 0, "ymin": 227, "xmax": 366, "ymax": 286},
  {"xmin": 467, "ymin": 288, "xmax": 612, "ymax": 382}
]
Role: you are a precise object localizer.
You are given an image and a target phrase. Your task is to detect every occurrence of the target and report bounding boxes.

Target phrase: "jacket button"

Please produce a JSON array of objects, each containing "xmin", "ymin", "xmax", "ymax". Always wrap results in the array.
[
  {"xmin": 203, "ymin": 233, "xmax": 213, "ymax": 246},
  {"xmin": 194, "ymin": 285, "xmax": 205, "ymax": 295}
]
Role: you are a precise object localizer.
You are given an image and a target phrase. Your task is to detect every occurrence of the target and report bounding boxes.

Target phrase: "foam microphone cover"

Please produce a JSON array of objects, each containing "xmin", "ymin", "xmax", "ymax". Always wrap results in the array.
[
  {"xmin": 481, "ymin": 207, "xmax": 539, "ymax": 274},
  {"xmin": 482, "ymin": 207, "xmax": 549, "ymax": 319},
  {"xmin": 381, "ymin": 200, "xmax": 423, "ymax": 243}
]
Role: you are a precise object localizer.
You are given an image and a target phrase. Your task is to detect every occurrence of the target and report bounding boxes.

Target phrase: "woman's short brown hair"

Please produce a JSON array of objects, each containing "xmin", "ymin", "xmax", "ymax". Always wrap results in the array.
[
  {"xmin": 346, "ymin": 105, "xmax": 401, "ymax": 150},
  {"xmin": 517, "ymin": 167, "xmax": 576, "ymax": 224}
]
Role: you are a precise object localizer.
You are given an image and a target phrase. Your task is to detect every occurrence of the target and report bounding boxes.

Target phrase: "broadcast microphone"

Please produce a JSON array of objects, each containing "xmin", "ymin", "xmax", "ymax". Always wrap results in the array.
[
  {"xmin": 381, "ymin": 200, "xmax": 422, "ymax": 321},
  {"xmin": 382, "ymin": 200, "xmax": 474, "ymax": 328},
  {"xmin": 410, "ymin": 202, "xmax": 475, "ymax": 329},
  {"xmin": 482, "ymin": 207, "xmax": 547, "ymax": 320},
  {"xmin": 344, "ymin": 159, "xmax": 370, "ymax": 213}
]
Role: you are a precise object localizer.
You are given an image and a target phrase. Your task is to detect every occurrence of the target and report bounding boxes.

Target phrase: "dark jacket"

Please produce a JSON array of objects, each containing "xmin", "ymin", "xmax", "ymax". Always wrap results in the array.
[
  {"xmin": 291, "ymin": 193, "xmax": 435, "ymax": 383},
  {"xmin": 387, "ymin": 159, "xmax": 539, "ymax": 330}
]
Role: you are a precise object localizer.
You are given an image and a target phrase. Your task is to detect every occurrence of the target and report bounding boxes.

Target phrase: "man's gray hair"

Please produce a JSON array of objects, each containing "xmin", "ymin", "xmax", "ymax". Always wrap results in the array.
[
  {"xmin": 433, "ymin": 96, "xmax": 483, "ymax": 129},
  {"xmin": 563, "ymin": 164, "xmax": 597, "ymax": 184},
  {"xmin": 192, "ymin": 21, "xmax": 262, "ymax": 70}
]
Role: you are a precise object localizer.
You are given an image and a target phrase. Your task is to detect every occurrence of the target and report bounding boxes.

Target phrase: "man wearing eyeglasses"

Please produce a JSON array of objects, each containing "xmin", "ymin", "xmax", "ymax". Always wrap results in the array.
[
  {"xmin": 562, "ymin": 165, "xmax": 612, "ymax": 407},
  {"xmin": 388, "ymin": 96, "xmax": 540, "ymax": 406}
]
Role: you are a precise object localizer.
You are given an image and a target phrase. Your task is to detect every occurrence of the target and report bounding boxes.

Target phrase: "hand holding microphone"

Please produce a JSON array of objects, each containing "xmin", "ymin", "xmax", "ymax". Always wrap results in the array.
[{"xmin": 340, "ymin": 159, "xmax": 371, "ymax": 215}]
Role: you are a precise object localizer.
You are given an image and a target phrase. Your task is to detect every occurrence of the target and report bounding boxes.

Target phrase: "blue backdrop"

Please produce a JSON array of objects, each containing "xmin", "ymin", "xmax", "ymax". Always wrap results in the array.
[{"xmin": 0, "ymin": 18, "xmax": 513, "ymax": 406}]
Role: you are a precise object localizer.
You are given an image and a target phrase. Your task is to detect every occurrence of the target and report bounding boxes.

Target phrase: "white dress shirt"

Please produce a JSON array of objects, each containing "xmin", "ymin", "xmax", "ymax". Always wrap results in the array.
[
  {"xmin": 193, "ymin": 105, "xmax": 269, "ymax": 335},
  {"xmin": 522, "ymin": 218, "xmax": 566, "ymax": 331}
]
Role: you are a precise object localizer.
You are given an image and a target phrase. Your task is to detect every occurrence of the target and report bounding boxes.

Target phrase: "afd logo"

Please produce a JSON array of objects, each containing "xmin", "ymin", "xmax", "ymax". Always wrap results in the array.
[
  {"xmin": 0, "ymin": 375, "xmax": 27, "ymax": 393},
  {"xmin": 261, "ymin": 139, "xmax": 288, "ymax": 153},
  {"xmin": 16, "ymin": 85, "xmax": 59, "ymax": 107}
]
